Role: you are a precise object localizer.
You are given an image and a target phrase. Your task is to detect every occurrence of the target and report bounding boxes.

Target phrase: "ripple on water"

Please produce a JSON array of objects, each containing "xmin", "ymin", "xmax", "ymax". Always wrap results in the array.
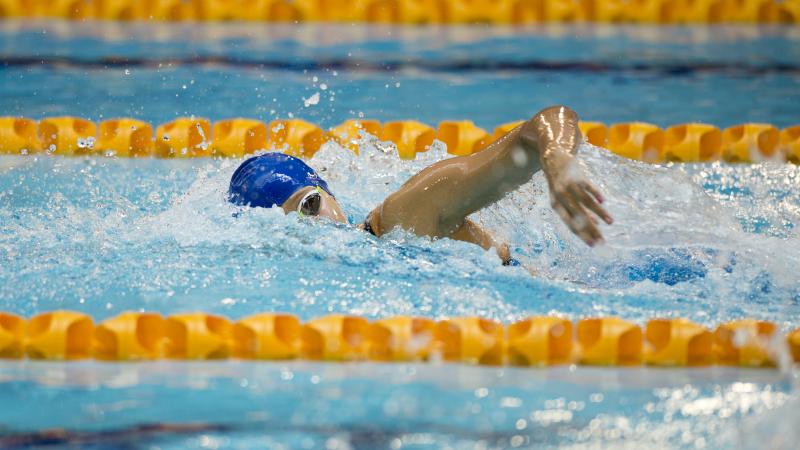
[{"xmin": 0, "ymin": 140, "xmax": 798, "ymax": 327}]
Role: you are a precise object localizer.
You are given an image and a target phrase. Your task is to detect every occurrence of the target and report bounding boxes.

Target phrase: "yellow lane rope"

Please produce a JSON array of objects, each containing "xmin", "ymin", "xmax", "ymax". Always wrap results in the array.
[
  {"xmin": 1, "ymin": 116, "xmax": 798, "ymax": 163},
  {"xmin": 1, "ymin": 311, "xmax": 797, "ymax": 367},
  {"xmin": 0, "ymin": 0, "xmax": 798, "ymax": 24}
]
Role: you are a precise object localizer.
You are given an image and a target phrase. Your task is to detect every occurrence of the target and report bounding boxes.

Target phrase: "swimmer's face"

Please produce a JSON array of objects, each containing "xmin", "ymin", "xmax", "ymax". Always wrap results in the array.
[{"xmin": 281, "ymin": 186, "xmax": 347, "ymax": 224}]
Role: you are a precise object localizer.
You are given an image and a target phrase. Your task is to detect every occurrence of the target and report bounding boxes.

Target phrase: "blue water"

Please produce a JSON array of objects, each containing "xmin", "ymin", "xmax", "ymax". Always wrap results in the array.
[
  {"xmin": 0, "ymin": 362, "xmax": 794, "ymax": 449},
  {"xmin": 1, "ymin": 21, "xmax": 800, "ymax": 449},
  {"xmin": 2, "ymin": 147, "xmax": 799, "ymax": 325},
  {"xmin": 0, "ymin": 22, "xmax": 799, "ymax": 128}
]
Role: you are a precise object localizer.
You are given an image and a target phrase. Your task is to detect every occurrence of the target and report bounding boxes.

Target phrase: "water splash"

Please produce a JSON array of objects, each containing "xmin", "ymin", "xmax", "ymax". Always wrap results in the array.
[
  {"xmin": 474, "ymin": 146, "xmax": 800, "ymax": 325},
  {"xmin": 1, "ymin": 149, "xmax": 800, "ymax": 450},
  {"xmin": 0, "ymin": 142, "xmax": 798, "ymax": 325}
]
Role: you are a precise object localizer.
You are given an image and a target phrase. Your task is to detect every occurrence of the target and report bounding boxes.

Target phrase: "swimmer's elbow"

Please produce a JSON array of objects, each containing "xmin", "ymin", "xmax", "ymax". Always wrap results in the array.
[
  {"xmin": 532, "ymin": 105, "xmax": 578, "ymax": 125},
  {"xmin": 521, "ymin": 105, "xmax": 581, "ymax": 156}
]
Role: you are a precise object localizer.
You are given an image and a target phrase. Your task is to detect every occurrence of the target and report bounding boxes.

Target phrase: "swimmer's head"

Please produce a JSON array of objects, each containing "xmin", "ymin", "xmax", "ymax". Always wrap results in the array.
[{"xmin": 229, "ymin": 153, "xmax": 347, "ymax": 223}]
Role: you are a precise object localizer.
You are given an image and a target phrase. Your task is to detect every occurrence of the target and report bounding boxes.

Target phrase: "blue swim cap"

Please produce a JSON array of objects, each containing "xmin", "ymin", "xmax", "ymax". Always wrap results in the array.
[{"xmin": 229, "ymin": 153, "xmax": 333, "ymax": 208}]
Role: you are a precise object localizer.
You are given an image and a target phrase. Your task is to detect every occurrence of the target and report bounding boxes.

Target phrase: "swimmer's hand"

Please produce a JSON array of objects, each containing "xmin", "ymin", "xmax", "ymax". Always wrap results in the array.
[
  {"xmin": 519, "ymin": 106, "xmax": 613, "ymax": 247},
  {"xmin": 542, "ymin": 149, "xmax": 613, "ymax": 246}
]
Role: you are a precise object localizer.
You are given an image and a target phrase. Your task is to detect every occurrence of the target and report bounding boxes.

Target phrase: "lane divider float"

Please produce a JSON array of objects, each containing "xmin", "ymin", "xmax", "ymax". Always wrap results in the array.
[
  {"xmin": 0, "ymin": 311, "xmax": 797, "ymax": 367},
  {"xmin": 1, "ymin": 116, "xmax": 798, "ymax": 164},
  {"xmin": 0, "ymin": 0, "xmax": 798, "ymax": 24}
]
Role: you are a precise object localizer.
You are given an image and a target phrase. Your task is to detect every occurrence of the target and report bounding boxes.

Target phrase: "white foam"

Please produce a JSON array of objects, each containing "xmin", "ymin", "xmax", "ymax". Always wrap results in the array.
[
  {"xmin": 128, "ymin": 138, "xmax": 800, "ymax": 315},
  {"xmin": 3, "ymin": 139, "xmax": 797, "ymax": 322}
]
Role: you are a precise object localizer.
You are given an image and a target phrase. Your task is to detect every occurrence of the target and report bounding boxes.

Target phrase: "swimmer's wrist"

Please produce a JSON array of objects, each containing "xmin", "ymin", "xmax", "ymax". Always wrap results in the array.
[{"xmin": 540, "ymin": 145, "xmax": 572, "ymax": 175}]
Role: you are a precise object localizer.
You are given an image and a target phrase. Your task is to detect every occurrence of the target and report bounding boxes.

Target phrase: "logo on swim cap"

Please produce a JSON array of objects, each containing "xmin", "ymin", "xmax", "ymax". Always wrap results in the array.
[{"xmin": 228, "ymin": 153, "xmax": 333, "ymax": 208}]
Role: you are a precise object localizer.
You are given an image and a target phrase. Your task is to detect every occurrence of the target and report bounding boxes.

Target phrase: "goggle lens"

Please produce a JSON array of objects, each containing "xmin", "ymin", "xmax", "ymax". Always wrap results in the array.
[{"xmin": 297, "ymin": 187, "xmax": 322, "ymax": 216}]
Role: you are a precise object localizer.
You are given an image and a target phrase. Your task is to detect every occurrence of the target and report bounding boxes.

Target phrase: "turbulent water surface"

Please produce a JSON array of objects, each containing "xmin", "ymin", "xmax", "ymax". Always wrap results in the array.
[{"xmin": 1, "ymin": 141, "xmax": 799, "ymax": 325}]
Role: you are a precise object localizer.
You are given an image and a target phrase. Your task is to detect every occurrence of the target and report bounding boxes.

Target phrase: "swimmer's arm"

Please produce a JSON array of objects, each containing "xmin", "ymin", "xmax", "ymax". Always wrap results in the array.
[
  {"xmin": 452, "ymin": 220, "xmax": 537, "ymax": 274},
  {"xmin": 451, "ymin": 219, "xmax": 511, "ymax": 263},
  {"xmin": 374, "ymin": 105, "xmax": 612, "ymax": 245}
]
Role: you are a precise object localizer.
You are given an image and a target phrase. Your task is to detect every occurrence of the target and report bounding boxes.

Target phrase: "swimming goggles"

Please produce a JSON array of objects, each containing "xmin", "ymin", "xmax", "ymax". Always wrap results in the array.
[{"xmin": 297, "ymin": 186, "xmax": 323, "ymax": 217}]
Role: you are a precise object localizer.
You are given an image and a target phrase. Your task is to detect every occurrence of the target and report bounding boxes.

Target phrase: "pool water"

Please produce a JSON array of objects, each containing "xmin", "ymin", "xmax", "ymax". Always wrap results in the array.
[
  {"xmin": 1, "ymin": 22, "xmax": 799, "ymax": 129},
  {"xmin": 1, "ymin": 21, "xmax": 800, "ymax": 450},
  {"xmin": 0, "ymin": 362, "xmax": 795, "ymax": 449},
  {"xmin": 2, "ymin": 143, "xmax": 799, "ymax": 324}
]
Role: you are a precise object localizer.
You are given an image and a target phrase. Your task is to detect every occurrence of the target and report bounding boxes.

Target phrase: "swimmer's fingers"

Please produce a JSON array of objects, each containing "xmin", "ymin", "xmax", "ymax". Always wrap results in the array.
[
  {"xmin": 586, "ymin": 211, "xmax": 599, "ymax": 227},
  {"xmin": 564, "ymin": 191, "xmax": 605, "ymax": 245},
  {"xmin": 572, "ymin": 209, "xmax": 604, "ymax": 246},
  {"xmin": 550, "ymin": 181, "xmax": 603, "ymax": 245},
  {"xmin": 583, "ymin": 182, "xmax": 604, "ymax": 204},
  {"xmin": 552, "ymin": 200, "xmax": 601, "ymax": 246},
  {"xmin": 576, "ymin": 181, "xmax": 613, "ymax": 225}
]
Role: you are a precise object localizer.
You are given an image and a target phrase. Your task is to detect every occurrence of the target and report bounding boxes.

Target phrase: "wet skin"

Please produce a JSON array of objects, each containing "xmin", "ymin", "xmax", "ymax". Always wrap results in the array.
[{"xmin": 282, "ymin": 105, "xmax": 613, "ymax": 263}]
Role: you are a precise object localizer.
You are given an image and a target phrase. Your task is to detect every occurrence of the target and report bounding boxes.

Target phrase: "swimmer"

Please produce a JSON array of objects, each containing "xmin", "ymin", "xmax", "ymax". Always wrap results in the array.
[{"xmin": 229, "ymin": 106, "xmax": 613, "ymax": 265}]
